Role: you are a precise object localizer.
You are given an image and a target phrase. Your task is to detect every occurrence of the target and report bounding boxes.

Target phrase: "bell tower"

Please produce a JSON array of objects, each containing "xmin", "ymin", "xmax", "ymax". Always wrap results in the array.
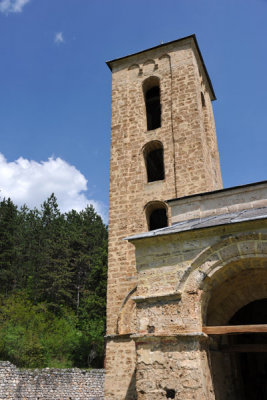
[{"xmin": 105, "ymin": 35, "xmax": 222, "ymax": 399}]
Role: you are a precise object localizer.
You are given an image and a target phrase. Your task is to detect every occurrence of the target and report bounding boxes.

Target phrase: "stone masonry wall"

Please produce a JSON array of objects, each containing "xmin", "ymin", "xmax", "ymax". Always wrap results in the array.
[
  {"xmin": 106, "ymin": 36, "xmax": 222, "ymax": 399},
  {"xmin": 107, "ymin": 36, "xmax": 222, "ymax": 336},
  {"xmin": 132, "ymin": 219, "xmax": 267, "ymax": 399},
  {"xmin": 135, "ymin": 336, "xmax": 213, "ymax": 400},
  {"xmin": 0, "ymin": 362, "xmax": 104, "ymax": 400}
]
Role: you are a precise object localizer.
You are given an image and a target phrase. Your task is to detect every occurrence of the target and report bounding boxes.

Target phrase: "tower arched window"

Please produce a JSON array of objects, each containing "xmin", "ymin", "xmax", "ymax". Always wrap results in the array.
[
  {"xmin": 145, "ymin": 201, "xmax": 168, "ymax": 231},
  {"xmin": 143, "ymin": 77, "xmax": 161, "ymax": 131},
  {"xmin": 143, "ymin": 141, "xmax": 165, "ymax": 182}
]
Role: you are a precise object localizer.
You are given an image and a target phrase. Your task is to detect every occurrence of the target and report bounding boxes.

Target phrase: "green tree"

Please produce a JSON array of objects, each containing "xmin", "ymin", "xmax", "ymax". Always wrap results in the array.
[
  {"xmin": 0, "ymin": 198, "xmax": 19, "ymax": 295},
  {"xmin": 37, "ymin": 194, "xmax": 73, "ymax": 310},
  {"xmin": 0, "ymin": 194, "xmax": 108, "ymax": 368},
  {"xmin": 0, "ymin": 293, "xmax": 80, "ymax": 368}
]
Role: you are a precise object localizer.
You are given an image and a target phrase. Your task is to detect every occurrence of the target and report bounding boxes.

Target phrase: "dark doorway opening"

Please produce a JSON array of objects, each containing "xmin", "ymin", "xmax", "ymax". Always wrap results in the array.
[{"xmin": 228, "ymin": 299, "xmax": 267, "ymax": 400}]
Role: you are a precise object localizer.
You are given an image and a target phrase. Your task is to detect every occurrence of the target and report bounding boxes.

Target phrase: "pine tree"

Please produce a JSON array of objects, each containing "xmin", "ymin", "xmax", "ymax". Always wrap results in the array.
[
  {"xmin": 0, "ymin": 198, "xmax": 19, "ymax": 295},
  {"xmin": 38, "ymin": 194, "xmax": 73, "ymax": 311}
]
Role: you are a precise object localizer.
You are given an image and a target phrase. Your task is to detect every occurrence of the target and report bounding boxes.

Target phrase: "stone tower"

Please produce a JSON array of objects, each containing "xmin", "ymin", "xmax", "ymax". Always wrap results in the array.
[{"xmin": 105, "ymin": 35, "xmax": 222, "ymax": 399}]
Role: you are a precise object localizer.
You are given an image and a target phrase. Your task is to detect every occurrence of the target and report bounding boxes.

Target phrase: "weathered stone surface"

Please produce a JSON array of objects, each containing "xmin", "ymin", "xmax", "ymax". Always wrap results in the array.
[
  {"xmin": 0, "ymin": 361, "xmax": 104, "ymax": 400},
  {"xmin": 131, "ymin": 219, "xmax": 267, "ymax": 399},
  {"xmin": 169, "ymin": 181, "xmax": 267, "ymax": 224},
  {"xmin": 105, "ymin": 33, "xmax": 267, "ymax": 400},
  {"xmin": 106, "ymin": 35, "xmax": 222, "ymax": 399}
]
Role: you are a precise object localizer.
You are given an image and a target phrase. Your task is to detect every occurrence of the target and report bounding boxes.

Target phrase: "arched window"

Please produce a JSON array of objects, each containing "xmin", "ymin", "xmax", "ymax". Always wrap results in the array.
[
  {"xmin": 145, "ymin": 201, "xmax": 168, "ymax": 231},
  {"xmin": 143, "ymin": 77, "xmax": 161, "ymax": 131},
  {"xmin": 143, "ymin": 141, "xmax": 164, "ymax": 182}
]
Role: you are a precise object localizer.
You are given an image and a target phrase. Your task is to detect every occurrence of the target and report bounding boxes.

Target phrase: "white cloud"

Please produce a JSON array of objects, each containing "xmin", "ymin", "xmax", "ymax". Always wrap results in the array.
[
  {"xmin": 0, "ymin": 0, "xmax": 30, "ymax": 14},
  {"xmin": 54, "ymin": 32, "xmax": 64, "ymax": 44},
  {"xmin": 0, "ymin": 153, "xmax": 107, "ymax": 222}
]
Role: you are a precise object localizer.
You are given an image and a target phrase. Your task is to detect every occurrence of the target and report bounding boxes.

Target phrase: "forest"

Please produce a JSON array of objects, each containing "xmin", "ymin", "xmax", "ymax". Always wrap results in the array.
[{"xmin": 0, "ymin": 194, "xmax": 107, "ymax": 369}]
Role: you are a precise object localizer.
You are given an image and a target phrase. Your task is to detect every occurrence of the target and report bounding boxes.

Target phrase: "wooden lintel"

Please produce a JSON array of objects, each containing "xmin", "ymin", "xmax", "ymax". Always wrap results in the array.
[
  {"xmin": 221, "ymin": 344, "xmax": 267, "ymax": 353},
  {"xmin": 203, "ymin": 324, "xmax": 267, "ymax": 335}
]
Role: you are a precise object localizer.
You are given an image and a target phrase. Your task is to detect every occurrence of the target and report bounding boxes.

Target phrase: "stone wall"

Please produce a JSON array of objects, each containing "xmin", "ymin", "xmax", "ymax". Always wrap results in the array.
[
  {"xmin": 0, "ymin": 361, "xmax": 104, "ymax": 400},
  {"xmin": 131, "ymin": 216, "xmax": 267, "ymax": 399},
  {"xmin": 106, "ymin": 35, "xmax": 222, "ymax": 399},
  {"xmin": 107, "ymin": 34, "xmax": 222, "ymax": 337},
  {"xmin": 135, "ymin": 335, "xmax": 213, "ymax": 400},
  {"xmin": 169, "ymin": 180, "xmax": 267, "ymax": 224}
]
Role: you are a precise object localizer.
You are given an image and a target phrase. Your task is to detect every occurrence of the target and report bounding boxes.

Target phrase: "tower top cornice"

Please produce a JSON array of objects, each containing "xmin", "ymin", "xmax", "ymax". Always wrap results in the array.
[{"xmin": 106, "ymin": 34, "xmax": 216, "ymax": 100}]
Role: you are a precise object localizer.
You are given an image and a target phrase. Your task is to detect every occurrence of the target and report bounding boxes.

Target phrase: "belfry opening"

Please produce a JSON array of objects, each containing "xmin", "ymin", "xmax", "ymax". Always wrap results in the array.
[
  {"xmin": 143, "ymin": 76, "xmax": 161, "ymax": 131},
  {"xmin": 143, "ymin": 141, "xmax": 164, "ymax": 183}
]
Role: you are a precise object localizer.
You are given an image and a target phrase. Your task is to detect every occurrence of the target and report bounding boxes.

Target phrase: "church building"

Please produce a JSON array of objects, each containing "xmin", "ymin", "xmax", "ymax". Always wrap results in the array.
[{"xmin": 105, "ymin": 34, "xmax": 267, "ymax": 399}]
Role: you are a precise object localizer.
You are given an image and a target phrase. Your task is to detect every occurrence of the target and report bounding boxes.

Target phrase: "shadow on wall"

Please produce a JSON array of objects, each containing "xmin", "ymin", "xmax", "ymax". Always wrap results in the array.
[{"xmin": 126, "ymin": 368, "xmax": 137, "ymax": 400}]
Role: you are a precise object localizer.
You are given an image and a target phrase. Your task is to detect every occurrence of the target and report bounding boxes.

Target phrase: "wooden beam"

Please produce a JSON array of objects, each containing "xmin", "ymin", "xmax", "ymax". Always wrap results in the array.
[
  {"xmin": 203, "ymin": 324, "xmax": 267, "ymax": 335},
  {"xmin": 221, "ymin": 344, "xmax": 267, "ymax": 353}
]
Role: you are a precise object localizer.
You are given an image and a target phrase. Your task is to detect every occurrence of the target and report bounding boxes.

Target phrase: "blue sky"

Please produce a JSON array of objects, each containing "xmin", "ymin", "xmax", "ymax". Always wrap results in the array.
[{"xmin": 0, "ymin": 0, "xmax": 267, "ymax": 222}]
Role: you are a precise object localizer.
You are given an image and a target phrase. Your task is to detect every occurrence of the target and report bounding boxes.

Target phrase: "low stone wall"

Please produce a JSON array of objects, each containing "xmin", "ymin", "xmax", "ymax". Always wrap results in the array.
[{"xmin": 0, "ymin": 361, "xmax": 104, "ymax": 400}]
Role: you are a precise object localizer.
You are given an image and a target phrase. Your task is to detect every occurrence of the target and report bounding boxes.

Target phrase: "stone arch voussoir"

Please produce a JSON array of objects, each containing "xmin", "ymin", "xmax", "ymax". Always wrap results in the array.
[
  {"xmin": 176, "ymin": 233, "xmax": 267, "ymax": 326},
  {"xmin": 116, "ymin": 286, "xmax": 137, "ymax": 335},
  {"xmin": 178, "ymin": 233, "xmax": 267, "ymax": 295}
]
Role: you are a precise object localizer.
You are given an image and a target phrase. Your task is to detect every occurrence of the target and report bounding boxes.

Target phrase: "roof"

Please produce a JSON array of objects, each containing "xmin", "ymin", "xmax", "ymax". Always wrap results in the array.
[
  {"xmin": 106, "ymin": 34, "xmax": 216, "ymax": 100},
  {"xmin": 125, "ymin": 207, "xmax": 267, "ymax": 242}
]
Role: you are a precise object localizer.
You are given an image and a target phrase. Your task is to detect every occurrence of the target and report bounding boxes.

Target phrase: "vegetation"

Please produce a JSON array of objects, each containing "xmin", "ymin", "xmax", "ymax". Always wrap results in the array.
[{"xmin": 0, "ymin": 194, "xmax": 107, "ymax": 368}]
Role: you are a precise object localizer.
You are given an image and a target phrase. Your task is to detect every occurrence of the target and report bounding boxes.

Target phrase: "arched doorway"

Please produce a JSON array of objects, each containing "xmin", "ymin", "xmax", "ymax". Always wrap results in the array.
[{"xmin": 202, "ymin": 261, "xmax": 267, "ymax": 400}]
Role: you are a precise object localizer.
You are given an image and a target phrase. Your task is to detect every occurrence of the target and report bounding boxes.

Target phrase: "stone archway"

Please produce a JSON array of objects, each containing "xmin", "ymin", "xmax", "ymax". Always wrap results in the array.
[
  {"xmin": 203, "ymin": 260, "xmax": 267, "ymax": 400},
  {"xmin": 179, "ymin": 234, "xmax": 267, "ymax": 399},
  {"xmin": 179, "ymin": 233, "xmax": 267, "ymax": 324}
]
